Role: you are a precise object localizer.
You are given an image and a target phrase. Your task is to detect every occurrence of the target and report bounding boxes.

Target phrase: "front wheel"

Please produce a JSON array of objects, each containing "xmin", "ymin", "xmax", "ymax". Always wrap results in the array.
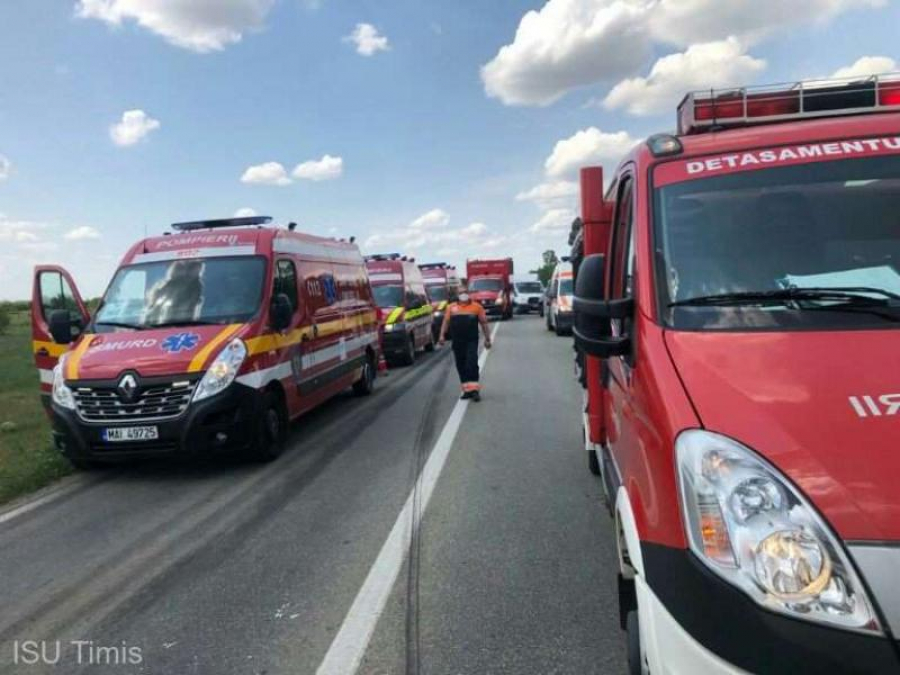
[
  {"xmin": 424, "ymin": 332, "xmax": 435, "ymax": 352},
  {"xmin": 353, "ymin": 353, "xmax": 376, "ymax": 396},
  {"xmin": 587, "ymin": 448, "xmax": 601, "ymax": 476},
  {"xmin": 397, "ymin": 334, "xmax": 416, "ymax": 366},
  {"xmin": 249, "ymin": 390, "xmax": 287, "ymax": 462}
]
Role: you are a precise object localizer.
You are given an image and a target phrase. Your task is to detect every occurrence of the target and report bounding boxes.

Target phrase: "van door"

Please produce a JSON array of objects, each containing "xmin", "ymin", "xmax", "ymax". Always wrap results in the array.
[
  {"xmin": 298, "ymin": 255, "xmax": 342, "ymax": 396},
  {"xmin": 31, "ymin": 266, "xmax": 90, "ymax": 404}
]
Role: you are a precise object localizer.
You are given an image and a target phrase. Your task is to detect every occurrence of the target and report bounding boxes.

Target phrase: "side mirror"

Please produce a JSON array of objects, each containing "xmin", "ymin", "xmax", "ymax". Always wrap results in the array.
[
  {"xmin": 270, "ymin": 293, "xmax": 293, "ymax": 332},
  {"xmin": 49, "ymin": 310, "xmax": 74, "ymax": 344},
  {"xmin": 573, "ymin": 254, "xmax": 633, "ymax": 358}
]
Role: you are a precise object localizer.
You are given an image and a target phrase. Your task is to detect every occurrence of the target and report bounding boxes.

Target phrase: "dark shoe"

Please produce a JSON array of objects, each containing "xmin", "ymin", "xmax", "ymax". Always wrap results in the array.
[
  {"xmin": 471, "ymin": 391, "xmax": 481, "ymax": 402},
  {"xmin": 460, "ymin": 391, "xmax": 472, "ymax": 400}
]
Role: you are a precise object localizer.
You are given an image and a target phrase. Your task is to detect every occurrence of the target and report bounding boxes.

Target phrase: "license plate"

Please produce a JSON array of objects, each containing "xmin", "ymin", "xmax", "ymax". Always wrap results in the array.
[{"xmin": 102, "ymin": 426, "xmax": 159, "ymax": 442}]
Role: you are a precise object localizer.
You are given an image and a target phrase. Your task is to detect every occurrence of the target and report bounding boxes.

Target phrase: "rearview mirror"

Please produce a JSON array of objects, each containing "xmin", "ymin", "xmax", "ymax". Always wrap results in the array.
[
  {"xmin": 49, "ymin": 310, "xmax": 75, "ymax": 344},
  {"xmin": 573, "ymin": 254, "xmax": 633, "ymax": 358},
  {"xmin": 270, "ymin": 293, "xmax": 293, "ymax": 332}
]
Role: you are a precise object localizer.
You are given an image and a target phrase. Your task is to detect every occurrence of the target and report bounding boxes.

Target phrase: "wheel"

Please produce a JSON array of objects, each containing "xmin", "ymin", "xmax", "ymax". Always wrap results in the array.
[
  {"xmin": 546, "ymin": 310, "xmax": 554, "ymax": 332},
  {"xmin": 555, "ymin": 320, "xmax": 565, "ymax": 336},
  {"xmin": 249, "ymin": 390, "xmax": 287, "ymax": 462},
  {"xmin": 352, "ymin": 353, "xmax": 376, "ymax": 396},
  {"xmin": 626, "ymin": 610, "xmax": 645, "ymax": 675},
  {"xmin": 424, "ymin": 332, "xmax": 435, "ymax": 352},
  {"xmin": 397, "ymin": 333, "xmax": 415, "ymax": 366},
  {"xmin": 588, "ymin": 448, "xmax": 601, "ymax": 476}
]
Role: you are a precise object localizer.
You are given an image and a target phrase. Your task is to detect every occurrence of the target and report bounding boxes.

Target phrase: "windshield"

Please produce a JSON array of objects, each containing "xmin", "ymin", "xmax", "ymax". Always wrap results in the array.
[
  {"xmin": 469, "ymin": 278, "xmax": 502, "ymax": 292},
  {"xmin": 558, "ymin": 279, "xmax": 573, "ymax": 295},
  {"xmin": 373, "ymin": 284, "xmax": 404, "ymax": 308},
  {"xmin": 654, "ymin": 155, "xmax": 900, "ymax": 330},
  {"xmin": 94, "ymin": 256, "xmax": 266, "ymax": 330},
  {"xmin": 425, "ymin": 285, "xmax": 449, "ymax": 302},
  {"xmin": 516, "ymin": 282, "xmax": 543, "ymax": 293}
]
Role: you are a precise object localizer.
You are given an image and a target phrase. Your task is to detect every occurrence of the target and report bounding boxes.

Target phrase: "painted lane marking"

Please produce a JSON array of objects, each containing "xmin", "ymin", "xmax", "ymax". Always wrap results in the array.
[
  {"xmin": 0, "ymin": 475, "xmax": 93, "ymax": 526},
  {"xmin": 315, "ymin": 321, "xmax": 500, "ymax": 675}
]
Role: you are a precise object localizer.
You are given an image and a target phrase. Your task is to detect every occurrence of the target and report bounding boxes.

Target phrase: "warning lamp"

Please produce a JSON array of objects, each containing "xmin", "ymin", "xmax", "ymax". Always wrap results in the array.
[{"xmin": 646, "ymin": 133, "xmax": 683, "ymax": 157}]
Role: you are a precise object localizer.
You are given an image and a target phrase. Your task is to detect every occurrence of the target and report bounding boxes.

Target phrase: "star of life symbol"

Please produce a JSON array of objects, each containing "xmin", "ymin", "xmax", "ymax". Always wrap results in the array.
[{"xmin": 161, "ymin": 332, "xmax": 200, "ymax": 353}]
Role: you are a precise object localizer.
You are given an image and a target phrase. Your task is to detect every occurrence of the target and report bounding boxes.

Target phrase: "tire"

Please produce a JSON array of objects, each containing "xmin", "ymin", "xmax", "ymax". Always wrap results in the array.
[
  {"xmin": 397, "ymin": 333, "xmax": 416, "ymax": 366},
  {"xmin": 249, "ymin": 390, "xmax": 287, "ymax": 462},
  {"xmin": 352, "ymin": 353, "xmax": 376, "ymax": 396},
  {"xmin": 626, "ymin": 610, "xmax": 644, "ymax": 675},
  {"xmin": 555, "ymin": 320, "xmax": 565, "ymax": 337},
  {"xmin": 424, "ymin": 332, "xmax": 435, "ymax": 352},
  {"xmin": 588, "ymin": 448, "xmax": 601, "ymax": 476},
  {"xmin": 546, "ymin": 310, "xmax": 554, "ymax": 332}
]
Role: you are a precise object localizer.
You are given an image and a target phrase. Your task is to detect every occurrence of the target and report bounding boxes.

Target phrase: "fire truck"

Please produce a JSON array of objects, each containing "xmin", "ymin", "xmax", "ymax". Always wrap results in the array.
[
  {"xmin": 419, "ymin": 262, "xmax": 460, "ymax": 341},
  {"xmin": 32, "ymin": 217, "xmax": 380, "ymax": 468},
  {"xmin": 466, "ymin": 258, "xmax": 514, "ymax": 320},
  {"xmin": 572, "ymin": 75, "xmax": 900, "ymax": 674}
]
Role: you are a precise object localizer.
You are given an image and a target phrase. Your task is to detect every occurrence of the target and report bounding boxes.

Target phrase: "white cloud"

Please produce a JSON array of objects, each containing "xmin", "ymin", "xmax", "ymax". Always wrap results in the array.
[
  {"xmin": 530, "ymin": 208, "xmax": 576, "ymax": 235},
  {"xmin": 240, "ymin": 161, "xmax": 291, "ymax": 186},
  {"xmin": 64, "ymin": 226, "xmax": 101, "ymax": 241},
  {"xmin": 604, "ymin": 37, "xmax": 766, "ymax": 117},
  {"xmin": 109, "ymin": 109, "xmax": 160, "ymax": 147},
  {"xmin": 481, "ymin": 0, "xmax": 884, "ymax": 107},
  {"xmin": 545, "ymin": 128, "xmax": 639, "ymax": 179},
  {"xmin": 0, "ymin": 155, "xmax": 10, "ymax": 181},
  {"xmin": 364, "ymin": 210, "xmax": 505, "ymax": 255},
  {"xmin": 831, "ymin": 55, "xmax": 897, "ymax": 79},
  {"xmin": 75, "ymin": 0, "xmax": 276, "ymax": 53},
  {"xmin": 516, "ymin": 180, "xmax": 579, "ymax": 209},
  {"xmin": 292, "ymin": 154, "xmax": 343, "ymax": 181},
  {"xmin": 343, "ymin": 23, "xmax": 390, "ymax": 56},
  {"xmin": 234, "ymin": 207, "xmax": 257, "ymax": 217},
  {"xmin": 409, "ymin": 208, "xmax": 450, "ymax": 230}
]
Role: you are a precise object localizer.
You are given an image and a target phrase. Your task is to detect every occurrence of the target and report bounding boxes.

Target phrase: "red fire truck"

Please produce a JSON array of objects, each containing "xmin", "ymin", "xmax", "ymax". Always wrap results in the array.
[
  {"xmin": 466, "ymin": 258, "xmax": 514, "ymax": 320},
  {"xmin": 419, "ymin": 262, "xmax": 460, "ymax": 341},
  {"xmin": 32, "ymin": 217, "xmax": 380, "ymax": 467},
  {"xmin": 573, "ymin": 75, "xmax": 900, "ymax": 674}
]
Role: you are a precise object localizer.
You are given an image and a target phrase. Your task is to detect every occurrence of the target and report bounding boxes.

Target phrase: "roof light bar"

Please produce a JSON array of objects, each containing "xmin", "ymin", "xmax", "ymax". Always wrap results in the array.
[
  {"xmin": 171, "ymin": 216, "xmax": 272, "ymax": 231},
  {"xmin": 677, "ymin": 73, "xmax": 900, "ymax": 135}
]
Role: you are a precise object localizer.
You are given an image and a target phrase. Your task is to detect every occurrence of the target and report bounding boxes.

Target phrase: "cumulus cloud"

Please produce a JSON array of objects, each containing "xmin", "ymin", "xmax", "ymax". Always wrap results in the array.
[
  {"xmin": 530, "ymin": 208, "xmax": 577, "ymax": 235},
  {"xmin": 0, "ymin": 155, "xmax": 10, "ymax": 181},
  {"xmin": 292, "ymin": 154, "xmax": 343, "ymax": 181},
  {"xmin": 365, "ymin": 210, "xmax": 505, "ymax": 254},
  {"xmin": 109, "ymin": 109, "xmax": 160, "ymax": 146},
  {"xmin": 240, "ymin": 161, "xmax": 291, "ymax": 186},
  {"xmin": 604, "ymin": 37, "xmax": 766, "ymax": 116},
  {"xmin": 343, "ymin": 23, "xmax": 390, "ymax": 56},
  {"xmin": 516, "ymin": 180, "xmax": 579, "ymax": 209},
  {"xmin": 409, "ymin": 208, "xmax": 450, "ymax": 230},
  {"xmin": 481, "ymin": 0, "xmax": 884, "ymax": 106},
  {"xmin": 234, "ymin": 207, "xmax": 257, "ymax": 217},
  {"xmin": 64, "ymin": 226, "xmax": 101, "ymax": 240},
  {"xmin": 545, "ymin": 128, "xmax": 639, "ymax": 179},
  {"xmin": 75, "ymin": 0, "xmax": 276, "ymax": 53},
  {"xmin": 831, "ymin": 55, "xmax": 897, "ymax": 79}
]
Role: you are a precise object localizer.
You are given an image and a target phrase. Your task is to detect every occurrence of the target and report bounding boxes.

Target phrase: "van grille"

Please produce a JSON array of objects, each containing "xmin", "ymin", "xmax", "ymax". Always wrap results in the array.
[{"xmin": 73, "ymin": 381, "xmax": 195, "ymax": 423}]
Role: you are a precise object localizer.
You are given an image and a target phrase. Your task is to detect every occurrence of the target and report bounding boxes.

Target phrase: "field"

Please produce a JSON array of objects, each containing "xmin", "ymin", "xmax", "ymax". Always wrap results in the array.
[{"xmin": 0, "ymin": 311, "xmax": 72, "ymax": 505}]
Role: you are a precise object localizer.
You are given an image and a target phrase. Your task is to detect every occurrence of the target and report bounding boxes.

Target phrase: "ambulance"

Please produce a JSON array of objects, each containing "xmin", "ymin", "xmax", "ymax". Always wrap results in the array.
[
  {"xmin": 365, "ymin": 254, "xmax": 434, "ymax": 365},
  {"xmin": 419, "ymin": 262, "xmax": 460, "ymax": 341},
  {"xmin": 32, "ymin": 216, "xmax": 380, "ymax": 468},
  {"xmin": 572, "ymin": 75, "xmax": 900, "ymax": 673}
]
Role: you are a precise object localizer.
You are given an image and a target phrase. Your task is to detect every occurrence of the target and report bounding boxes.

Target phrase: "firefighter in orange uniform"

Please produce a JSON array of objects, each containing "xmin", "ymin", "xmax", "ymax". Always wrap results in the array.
[{"xmin": 438, "ymin": 285, "xmax": 492, "ymax": 401}]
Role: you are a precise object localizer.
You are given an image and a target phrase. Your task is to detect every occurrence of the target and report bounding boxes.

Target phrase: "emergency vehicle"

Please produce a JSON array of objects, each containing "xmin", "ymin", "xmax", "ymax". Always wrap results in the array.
[
  {"xmin": 572, "ymin": 75, "xmax": 900, "ymax": 674},
  {"xmin": 32, "ymin": 216, "xmax": 380, "ymax": 468},
  {"xmin": 544, "ymin": 262, "xmax": 574, "ymax": 335},
  {"xmin": 419, "ymin": 262, "xmax": 460, "ymax": 341},
  {"xmin": 466, "ymin": 258, "xmax": 514, "ymax": 319},
  {"xmin": 365, "ymin": 254, "xmax": 434, "ymax": 365}
]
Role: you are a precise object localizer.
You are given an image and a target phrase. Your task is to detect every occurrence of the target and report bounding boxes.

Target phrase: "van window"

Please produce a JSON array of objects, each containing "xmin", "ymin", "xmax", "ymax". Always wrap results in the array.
[
  {"xmin": 469, "ymin": 278, "xmax": 502, "ymax": 292},
  {"xmin": 274, "ymin": 260, "xmax": 299, "ymax": 312},
  {"xmin": 610, "ymin": 177, "xmax": 635, "ymax": 300},
  {"xmin": 654, "ymin": 155, "xmax": 900, "ymax": 330},
  {"xmin": 39, "ymin": 271, "xmax": 80, "ymax": 322},
  {"xmin": 373, "ymin": 285, "xmax": 404, "ymax": 308}
]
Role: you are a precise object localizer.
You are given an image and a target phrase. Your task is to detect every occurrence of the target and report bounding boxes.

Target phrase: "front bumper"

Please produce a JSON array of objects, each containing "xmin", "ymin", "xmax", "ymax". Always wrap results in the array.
[
  {"xmin": 555, "ymin": 311, "xmax": 574, "ymax": 330},
  {"xmin": 641, "ymin": 543, "xmax": 900, "ymax": 674},
  {"xmin": 50, "ymin": 382, "xmax": 260, "ymax": 462},
  {"xmin": 381, "ymin": 326, "xmax": 411, "ymax": 355}
]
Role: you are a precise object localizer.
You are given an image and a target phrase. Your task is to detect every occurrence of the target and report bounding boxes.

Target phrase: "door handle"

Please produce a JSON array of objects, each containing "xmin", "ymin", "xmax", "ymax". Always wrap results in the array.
[{"xmin": 37, "ymin": 348, "xmax": 49, "ymax": 357}]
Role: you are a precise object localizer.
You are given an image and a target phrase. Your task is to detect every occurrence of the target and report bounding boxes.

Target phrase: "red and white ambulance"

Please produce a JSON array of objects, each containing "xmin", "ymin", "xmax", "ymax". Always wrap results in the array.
[
  {"xmin": 573, "ymin": 76, "xmax": 900, "ymax": 673},
  {"xmin": 32, "ymin": 216, "xmax": 380, "ymax": 467},
  {"xmin": 466, "ymin": 258, "xmax": 514, "ymax": 320},
  {"xmin": 365, "ymin": 254, "xmax": 434, "ymax": 365},
  {"xmin": 419, "ymin": 262, "xmax": 460, "ymax": 341}
]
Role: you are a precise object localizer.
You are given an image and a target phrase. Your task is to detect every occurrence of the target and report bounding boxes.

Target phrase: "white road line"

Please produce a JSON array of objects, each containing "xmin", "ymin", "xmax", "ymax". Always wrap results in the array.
[
  {"xmin": 316, "ymin": 322, "xmax": 500, "ymax": 675},
  {"xmin": 0, "ymin": 475, "xmax": 91, "ymax": 526}
]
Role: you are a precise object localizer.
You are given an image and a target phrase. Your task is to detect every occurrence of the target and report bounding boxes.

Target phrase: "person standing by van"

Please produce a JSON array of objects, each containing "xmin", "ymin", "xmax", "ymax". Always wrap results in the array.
[{"xmin": 438, "ymin": 285, "xmax": 492, "ymax": 401}]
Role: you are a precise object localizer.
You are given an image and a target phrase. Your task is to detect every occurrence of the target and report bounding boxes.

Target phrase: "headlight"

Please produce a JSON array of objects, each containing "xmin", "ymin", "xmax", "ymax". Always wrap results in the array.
[
  {"xmin": 384, "ymin": 323, "xmax": 398, "ymax": 332},
  {"xmin": 52, "ymin": 357, "xmax": 76, "ymax": 410},
  {"xmin": 677, "ymin": 430, "xmax": 880, "ymax": 633},
  {"xmin": 433, "ymin": 311, "xmax": 443, "ymax": 319},
  {"xmin": 193, "ymin": 338, "xmax": 247, "ymax": 402}
]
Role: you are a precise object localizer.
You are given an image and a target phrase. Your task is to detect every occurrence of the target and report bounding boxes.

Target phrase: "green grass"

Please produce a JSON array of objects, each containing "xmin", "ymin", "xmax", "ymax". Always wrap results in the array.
[{"xmin": 0, "ymin": 311, "xmax": 73, "ymax": 505}]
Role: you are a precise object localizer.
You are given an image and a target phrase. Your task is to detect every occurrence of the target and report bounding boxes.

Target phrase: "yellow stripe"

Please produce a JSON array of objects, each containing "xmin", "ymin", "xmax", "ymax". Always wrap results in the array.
[
  {"xmin": 438, "ymin": 301, "xmax": 447, "ymax": 311},
  {"xmin": 245, "ymin": 310, "xmax": 378, "ymax": 356},
  {"xmin": 65, "ymin": 334, "xmax": 94, "ymax": 380},
  {"xmin": 32, "ymin": 340, "xmax": 68, "ymax": 358},
  {"xmin": 386, "ymin": 307, "xmax": 404, "ymax": 324},
  {"xmin": 188, "ymin": 324, "xmax": 243, "ymax": 372}
]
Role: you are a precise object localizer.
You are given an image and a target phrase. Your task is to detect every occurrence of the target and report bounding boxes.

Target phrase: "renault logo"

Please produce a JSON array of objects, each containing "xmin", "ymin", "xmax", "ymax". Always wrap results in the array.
[{"xmin": 118, "ymin": 374, "xmax": 138, "ymax": 401}]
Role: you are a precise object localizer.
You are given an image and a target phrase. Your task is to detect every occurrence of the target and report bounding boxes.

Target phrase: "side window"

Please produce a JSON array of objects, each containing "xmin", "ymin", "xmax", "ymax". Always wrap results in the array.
[
  {"xmin": 39, "ymin": 271, "xmax": 80, "ymax": 322},
  {"xmin": 274, "ymin": 260, "xmax": 299, "ymax": 312},
  {"xmin": 609, "ymin": 177, "xmax": 635, "ymax": 300}
]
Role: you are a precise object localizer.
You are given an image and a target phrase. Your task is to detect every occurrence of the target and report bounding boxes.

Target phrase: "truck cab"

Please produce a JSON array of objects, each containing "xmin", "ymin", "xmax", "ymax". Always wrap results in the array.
[
  {"xmin": 33, "ymin": 216, "xmax": 380, "ymax": 468},
  {"xmin": 365, "ymin": 254, "xmax": 435, "ymax": 366},
  {"xmin": 573, "ymin": 75, "xmax": 900, "ymax": 674},
  {"xmin": 466, "ymin": 258, "xmax": 514, "ymax": 320}
]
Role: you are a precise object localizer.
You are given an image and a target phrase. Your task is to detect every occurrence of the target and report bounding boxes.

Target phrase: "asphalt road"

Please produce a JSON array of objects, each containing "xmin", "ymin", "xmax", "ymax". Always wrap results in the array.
[{"xmin": 0, "ymin": 314, "xmax": 626, "ymax": 675}]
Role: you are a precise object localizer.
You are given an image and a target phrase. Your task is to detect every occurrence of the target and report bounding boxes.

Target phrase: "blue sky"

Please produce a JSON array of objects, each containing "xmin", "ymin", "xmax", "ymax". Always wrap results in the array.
[{"xmin": 0, "ymin": 0, "xmax": 898, "ymax": 299}]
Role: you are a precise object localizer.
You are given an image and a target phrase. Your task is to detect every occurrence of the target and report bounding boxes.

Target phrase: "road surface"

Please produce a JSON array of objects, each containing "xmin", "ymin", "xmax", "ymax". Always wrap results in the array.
[{"xmin": 0, "ymin": 315, "xmax": 626, "ymax": 675}]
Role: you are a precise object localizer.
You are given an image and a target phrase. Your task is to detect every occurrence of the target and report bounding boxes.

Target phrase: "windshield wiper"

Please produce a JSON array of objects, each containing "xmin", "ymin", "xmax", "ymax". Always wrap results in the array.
[
  {"xmin": 670, "ymin": 286, "xmax": 900, "ymax": 308},
  {"xmin": 146, "ymin": 319, "xmax": 223, "ymax": 329},
  {"xmin": 94, "ymin": 320, "xmax": 145, "ymax": 330}
]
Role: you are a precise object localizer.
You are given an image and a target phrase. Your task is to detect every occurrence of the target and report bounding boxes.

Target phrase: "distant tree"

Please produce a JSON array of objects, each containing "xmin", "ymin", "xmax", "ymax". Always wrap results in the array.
[{"xmin": 530, "ymin": 250, "xmax": 559, "ymax": 287}]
